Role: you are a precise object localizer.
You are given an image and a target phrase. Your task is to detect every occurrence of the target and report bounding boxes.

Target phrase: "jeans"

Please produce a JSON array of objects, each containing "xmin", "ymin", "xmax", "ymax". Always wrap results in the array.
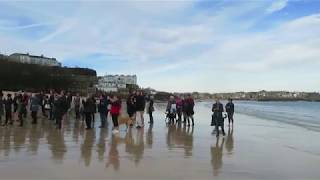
[
  {"xmin": 85, "ymin": 112, "xmax": 92, "ymax": 129},
  {"xmin": 149, "ymin": 112, "xmax": 153, "ymax": 123},
  {"xmin": 75, "ymin": 105, "xmax": 80, "ymax": 119},
  {"xmin": 31, "ymin": 111, "xmax": 38, "ymax": 124},
  {"xmin": 100, "ymin": 112, "xmax": 107, "ymax": 127},
  {"xmin": 111, "ymin": 114, "xmax": 119, "ymax": 128}
]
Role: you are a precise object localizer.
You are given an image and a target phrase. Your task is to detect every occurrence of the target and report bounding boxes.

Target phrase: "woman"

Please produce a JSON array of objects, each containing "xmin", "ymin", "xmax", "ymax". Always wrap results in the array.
[
  {"xmin": 126, "ymin": 91, "xmax": 136, "ymax": 126},
  {"xmin": 212, "ymin": 99, "xmax": 225, "ymax": 137},
  {"xmin": 110, "ymin": 95, "xmax": 121, "ymax": 133},
  {"xmin": 147, "ymin": 96, "xmax": 155, "ymax": 124},
  {"xmin": 166, "ymin": 96, "xmax": 176, "ymax": 125}
]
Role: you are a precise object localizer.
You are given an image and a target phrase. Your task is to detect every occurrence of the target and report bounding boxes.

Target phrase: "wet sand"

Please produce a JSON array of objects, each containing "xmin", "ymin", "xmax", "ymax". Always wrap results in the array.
[{"xmin": 0, "ymin": 102, "xmax": 320, "ymax": 180}]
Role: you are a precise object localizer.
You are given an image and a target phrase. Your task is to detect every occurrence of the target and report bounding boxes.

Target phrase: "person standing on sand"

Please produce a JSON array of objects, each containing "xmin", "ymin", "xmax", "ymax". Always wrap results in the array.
[
  {"xmin": 30, "ymin": 93, "xmax": 40, "ymax": 124},
  {"xmin": 185, "ymin": 94, "xmax": 195, "ymax": 126},
  {"xmin": 22, "ymin": 92, "xmax": 29, "ymax": 118},
  {"xmin": 17, "ymin": 96, "xmax": 26, "ymax": 127},
  {"xmin": 98, "ymin": 94, "xmax": 108, "ymax": 128},
  {"xmin": 147, "ymin": 95, "xmax": 155, "ymax": 124},
  {"xmin": 110, "ymin": 95, "xmax": 121, "ymax": 133},
  {"xmin": 166, "ymin": 95, "xmax": 177, "ymax": 125},
  {"xmin": 74, "ymin": 93, "xmax": 81, "ymax": 120},
  {"xmin": 126, "ymin": 91, "xmax": 136, "ymax": 126},
  {"xmin": 49, "ymin": 90, "xmax": 55, "ymax": 120},
  {"xmin": 3, "ymin": 94, "xmax": 13, "ymax": 126},
  {"xmin": 176, "ymin": 96, "xmax": 183, "ymax": 123},
  {"xmin": 83, "ymin": 95, "xmax": 95, "ymax": 130},
  {"xmin": 212, "ymin": 99, "xmax": 225, "ymax": 137},
  {"xmin": 135, "ymin": 91, "xmax": 146, "ymax": 128},
  {"xmin": 0, "ymin": 92, "xmax": 4, "ymax": 125},
  {"xmin": 54, "ymin": 92, "xmax": 65, "ymax": 129},
  {"xmin": 225, "ymin": 98, "xmax": 235, "ymax": 126}
]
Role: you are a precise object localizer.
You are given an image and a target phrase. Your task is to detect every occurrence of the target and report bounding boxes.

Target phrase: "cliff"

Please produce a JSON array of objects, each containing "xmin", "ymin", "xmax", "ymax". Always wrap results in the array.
[{"xmin": 0, "ymin": 56, "xmax": 97, "ymax": 94}]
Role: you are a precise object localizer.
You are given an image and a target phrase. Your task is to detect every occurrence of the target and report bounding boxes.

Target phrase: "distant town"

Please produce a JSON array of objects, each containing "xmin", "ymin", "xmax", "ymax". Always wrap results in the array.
[{"xmin": 1, "ymin": 52, "xmax": 319, "ymax": 101}]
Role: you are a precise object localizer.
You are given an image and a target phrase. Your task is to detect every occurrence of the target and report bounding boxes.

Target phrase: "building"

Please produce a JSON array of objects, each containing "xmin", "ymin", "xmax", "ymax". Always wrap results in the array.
[
  {"xmin": 9, "ymin": 53, "xmax": 61, "ymax": 67},
  {"xmin": 96, "ymin": 74, "xmax": 137, "ymax": 92}
]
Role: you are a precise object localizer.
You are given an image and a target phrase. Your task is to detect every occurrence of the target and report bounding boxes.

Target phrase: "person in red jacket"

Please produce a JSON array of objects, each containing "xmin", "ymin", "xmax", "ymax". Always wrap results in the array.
[{"xmin": 110, "ymin": 95, "xmax": 121, "ymax": 133}]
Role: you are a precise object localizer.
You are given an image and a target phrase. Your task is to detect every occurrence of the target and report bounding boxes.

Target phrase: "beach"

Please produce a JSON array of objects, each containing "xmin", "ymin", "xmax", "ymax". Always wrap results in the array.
[{"xmin": 0, "ymin": 102, "xmax": 320, "ymax": 180}]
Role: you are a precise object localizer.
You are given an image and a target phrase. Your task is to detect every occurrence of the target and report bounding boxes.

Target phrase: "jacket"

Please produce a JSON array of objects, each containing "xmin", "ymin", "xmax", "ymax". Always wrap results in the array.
[{"xmin": 111, "ymin": 100, "xmax": 121, "ymax": 115}]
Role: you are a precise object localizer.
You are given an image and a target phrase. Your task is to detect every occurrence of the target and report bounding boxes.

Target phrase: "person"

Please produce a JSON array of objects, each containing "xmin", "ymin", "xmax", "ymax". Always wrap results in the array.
[
  {"xmin": 176, "ymin": 96, "xmax": 183, "ymax": 123},
  {"xmin": 66, "ymin": 92, "xmax": 73, "ymax": 113},
  {"xmin": 135, "ymin": 91, "xmax": 146, "ymax": 128},
  {"xmin": 147, "ymin": 95, "xmax": 154, "ymax": 124},
  {"xmin": 74, "ymin": 93, "xmax": 81, "ymax": 120},
  {"xmin": 22, "ymin": 92, "xmax": 29, "ymax": 118},
  {"xmin": 17, "ymin": 96, "xmax": 26, "ymax": 127},
  {"xmin": 13, "ymin": 93, "xmax": 19, "ymax": 117},
  {"xmin": 60, "ymin": 91, "xmax": 68, "ymax": 120},
  {"xmin": 83, "ymin": 95, "xmax": 95, "ymax": 130},
  {"xmin": 48, "ymin": 90, "xmax": 55, "ymax": 120},
  {"xmin": 212, "ymin": 99, "xmax": 225, "ymax": 137},
  {"xmin": 3, "ymin": 94, "xmax": 13, "ymax": 126},
  {"xmin": 91, "ymin": 95, "xmax": 97, "ymax": 128},
  {"xmin": 0, "ymin": 92, "xmax": 4, "ymax": 125},
  {"xmin": 166, "ymin": 95, "xmax": 177, "ymax": 125},
  {"xmin": 225, "ymin": 98, "xmax": 234, "ymax": 126},
  {"xmin": 30, "ymin": 93, "xmax": 40, "ymax": 124},
  {"xmin": 182, "ymin": 96, "xmax": 188, "ymax": 123},
  {"xmin": 126, "ymin": 91, "xmax": 136, "ymax": 126},
  {"xmin": 39, "ymin": 91, "xmax": 46, "ymax": 117},
  {"xmin": 53, "ymin": 92, "xmax": 65, "ymax": 129},
  {"xmin": 43, "ymin": 95, "xmax": 51, "ymax": 118},
  {"xmin": 185, "ymin": 94, "xmax": 195, "ymax": 126},
  {"xmin": 110, "ymin": 95, "xmax": 121, "ymax": 133},
  {"xmin": 98, "ymin": 94, "xmax": 108, "ymax": 128}
]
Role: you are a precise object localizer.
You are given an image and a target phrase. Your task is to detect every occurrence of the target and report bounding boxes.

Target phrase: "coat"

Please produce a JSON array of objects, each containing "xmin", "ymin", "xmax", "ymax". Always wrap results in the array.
[
  {"xmin": 212, "ymin": 103, "xmax": 224, "ymax": 126},
  {"xmin": 111, "ymin": 100, "xmax": 121, "ymax": 115},
  {"xmin": 30, "ymin": 96, "xmax": 40, "ymax": 112}
]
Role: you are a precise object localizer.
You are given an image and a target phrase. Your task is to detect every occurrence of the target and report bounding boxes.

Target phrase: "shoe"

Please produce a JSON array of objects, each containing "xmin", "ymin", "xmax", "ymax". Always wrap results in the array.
[{"xmin": 112, "ymin": 129, "xmax": 119, "ymax": 134}]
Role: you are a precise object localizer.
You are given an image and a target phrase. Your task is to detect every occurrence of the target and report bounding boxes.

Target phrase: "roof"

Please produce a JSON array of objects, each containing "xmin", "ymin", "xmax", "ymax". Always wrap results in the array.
[{"xmin": 10, "ymin": 53, "xmax": 57, "ymax": 61}]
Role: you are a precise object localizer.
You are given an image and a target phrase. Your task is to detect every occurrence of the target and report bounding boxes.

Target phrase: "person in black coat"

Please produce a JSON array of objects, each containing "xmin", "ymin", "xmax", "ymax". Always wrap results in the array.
[
  {"xmin": 225, "ymin": 98, "xmax": 234, "ymax": 126},
  {"xmin": 54, "ymin": 92, "xmax": 65, "ymax": 129},
  {"xmin": 212, "ymin": 99, "xmax": 225, "ymax": 137},
  {"xmin": 84, "ymin": 95, "xmax": 96, "ymax": 130}
]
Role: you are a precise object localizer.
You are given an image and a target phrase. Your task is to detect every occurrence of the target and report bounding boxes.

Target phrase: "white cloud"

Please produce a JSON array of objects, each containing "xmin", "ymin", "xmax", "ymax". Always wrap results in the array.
[{"xmin": 266, "ymin": 0, "xmax": 289, "ymax": 14}]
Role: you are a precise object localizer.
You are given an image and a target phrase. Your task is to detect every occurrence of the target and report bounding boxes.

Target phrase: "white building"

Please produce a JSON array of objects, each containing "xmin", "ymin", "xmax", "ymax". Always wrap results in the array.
[
  {"xmin": 9, "ymin": 53, "xmax": 61, "ymax": 67},
  {"xmin": 96, "ymin": 74, "xmax": 137, "ymax": 92}
]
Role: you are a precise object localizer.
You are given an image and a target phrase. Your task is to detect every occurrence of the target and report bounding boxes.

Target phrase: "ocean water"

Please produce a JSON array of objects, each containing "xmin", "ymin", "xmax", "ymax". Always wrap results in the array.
[{"xmin": 203, "ymin": 101, "xmax": 320, "ymax": 132}]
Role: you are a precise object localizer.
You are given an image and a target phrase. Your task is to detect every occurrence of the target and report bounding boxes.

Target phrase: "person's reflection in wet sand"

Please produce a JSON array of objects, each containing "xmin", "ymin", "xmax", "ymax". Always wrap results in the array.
[
  {"xmin": 97, "ymin": 127, "xmax": 108, "ymax": 162},
  {"xmin": 183, "ymin": 124, "xmax": 194, "ymax": 157},
  {"xmin": 166, "ymin": 123, "xmax": 194, "ymax": 157},
  {"xmin": 211, "ymin": 137, "xmax": 225, "ymax": 176},
  {"xmin": 146, "ymin": 124, "xmax": 153, "ymax": 149},
  {"xmin": 225, "ymin": 127, "xmax": 234, "ymax": 155},
  {"xmin": 47, "ymin": 126, "xmax": 67, "ymax": 163},
  {"xmin": 13, "ymin": 127, "xmax": 27, "ymax": 153},
  {"xmin": 133, "ymin": 128, "xmax": 145, "ymax": 165},
  {"xmin": 106, "ymin": 134, "xmax": 121, "ymax": 171},
  {"xmin": 81, "ymin": 129, "xmax": 95, "ymax": 167},
  {"xmin": 72, "ymin": 120, "xmax": 81, "ymax": 144},
  {"xmin": 3, "ymin": 128, "xmax": 12, "ymax": 156},
  {"xmin": 28, "ymin": 126, "xmax": 41, "ymax": 155}
]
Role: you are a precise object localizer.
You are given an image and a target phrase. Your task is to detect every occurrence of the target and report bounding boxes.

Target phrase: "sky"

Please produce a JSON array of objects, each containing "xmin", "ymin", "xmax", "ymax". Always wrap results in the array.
[{"xmin": 0, "ymin": 0, "xmax": 320, "ymax": 93}]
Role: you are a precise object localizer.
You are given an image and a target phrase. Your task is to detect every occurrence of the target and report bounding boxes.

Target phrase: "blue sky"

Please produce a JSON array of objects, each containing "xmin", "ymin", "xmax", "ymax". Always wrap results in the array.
[{"xmin": 0, "ymin": 0, "xmax": 320, "ymax": 93}]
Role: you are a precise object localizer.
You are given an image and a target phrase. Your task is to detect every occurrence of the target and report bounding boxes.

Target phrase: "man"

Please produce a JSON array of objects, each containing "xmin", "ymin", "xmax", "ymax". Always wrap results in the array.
[
  {"xmin": 135, "ymin": 91, "xmax": 146, "ymax": 128},
  {"xmin": 225, "ymin": 98, "xmax": 235, "ymax": 126},
  {"xmin": 17, "ymin": 96, "xmax": 26, "ymax": 127},
  {"xmin": 0, "ymin": 92, "xmax": 4, "ymax": 125},
  {"xmin": 49, "ymin": 90, "xmax": 55, "ymax": 120},
  {"xmin": 185, "ymin": 94, "xmax": 195, "ymax": 126},
  {"xmin": 54, "ymin": 92, "xmax": 65, "ymax": 129},
  {"xmin": 30, "ymin": 93, "xmax": 40, "ymax": 124},
  {"xmin": 126, "ymin": 91, "xmax": 136, "ymax": 126},
  {"xmin": 83, "ymin": 95, "xmax": 96, "ymax": 130},
  {"xmin": 74, "ymin": 93, "xmax": 81, "ymax": 120},
  {"xmin": 212, "ymin": 99, "xmax": 225, "ymax": 137},
  {"xmin": 176, "ymin": 96, "xmax": 183, "ymax": 123},
  {"xmin": 98, "ymin": 94, "xmax": 108, "ymax": 128},
  {"xmin": 3, "ymin": 94, "xmax": 13, "ymax": 126},
  {"xmin": 22, "ymin": 92, "xmax": 29, "ymax": 118}
]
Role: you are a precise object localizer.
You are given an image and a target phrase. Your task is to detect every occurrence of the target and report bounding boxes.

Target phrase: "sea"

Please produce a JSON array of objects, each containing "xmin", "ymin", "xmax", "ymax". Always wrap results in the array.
[{"xmin": 202, "ymin": 100, "xmax": 320, "ymax": 132}]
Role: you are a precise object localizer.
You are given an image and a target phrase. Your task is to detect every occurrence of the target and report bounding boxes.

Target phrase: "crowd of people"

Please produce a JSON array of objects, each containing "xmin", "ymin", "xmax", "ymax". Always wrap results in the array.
[{"xmin": 0, "ymin": 90, "xmax": 234, "ymax": 137}]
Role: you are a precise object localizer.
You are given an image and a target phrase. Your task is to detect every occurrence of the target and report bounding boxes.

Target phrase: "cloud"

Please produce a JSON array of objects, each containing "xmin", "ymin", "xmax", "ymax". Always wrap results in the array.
[{"xmin": 266, "ymin": 0, "xmax": 288, "ymax": 14}]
